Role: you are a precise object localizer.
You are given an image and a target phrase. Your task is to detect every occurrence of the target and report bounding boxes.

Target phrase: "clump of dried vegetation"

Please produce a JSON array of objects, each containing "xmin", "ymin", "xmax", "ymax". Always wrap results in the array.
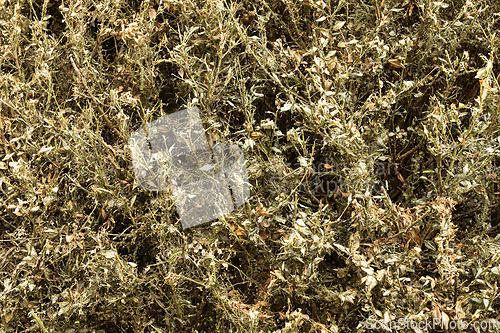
[{"xmin": 1, "ymin": 0, "xmax": 500, "ymax": 331}]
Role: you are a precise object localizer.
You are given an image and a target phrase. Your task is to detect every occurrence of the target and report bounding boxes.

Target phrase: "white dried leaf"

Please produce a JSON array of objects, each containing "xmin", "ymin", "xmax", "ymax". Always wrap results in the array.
[
  {"xmin": 332, "ymin": 21, "xmax": 345, "ymax": 31},
  {"xmin": 295, "ymin": 219, "xmax": 306, "ymax": 227},
  {"xmin": 298, "ymin": 157, "xmax": 308, "ymax": 167},
  {"xmin": 102, "ymin": 250, "xmax": 116, "ymax": 259},
  {"xmin": 363, "ymin": 275, "xmax": 377, "ymax": 292},
  {"xmin": 9, "ymin": 161, "xmax": 21, "ymax": 169},
  {"xmin": 199, "ymin": 164, "xmax": 214, "ymax": 171},
  {"xmin": 39, "ymin": 146, "xmax": 54, "ymax": 154}
]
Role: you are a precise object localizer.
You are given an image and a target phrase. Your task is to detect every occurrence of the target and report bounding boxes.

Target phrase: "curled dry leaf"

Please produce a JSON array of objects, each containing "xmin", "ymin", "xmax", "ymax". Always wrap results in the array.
[
  {"xmin": 431, "ymin": 304, "xmax": 441, "ymax": 321},
  {"xmin": 397, "ymin": 172, "xmax": 406, "ymax": 184},
  {"xmin": 387, "ymin": 59, "xmax": 405, "ymax": 69},
  {"xmin": 257, "ymin": 207, "xmax": 271, "ymax": 216},
  {"xmin": 259, "ymin": 228, "xmax": 270, "ymax": 240},
  {"xmin": 229, "ymin": 222, "xmax": 246, "ymax": 239},
  {"xmin": 251, "ymin": 131, "xmax": 265, "ymax": 140},
  {"xmin": 441, "ymin": 311, "xmax": 450, "ymax": 329}
]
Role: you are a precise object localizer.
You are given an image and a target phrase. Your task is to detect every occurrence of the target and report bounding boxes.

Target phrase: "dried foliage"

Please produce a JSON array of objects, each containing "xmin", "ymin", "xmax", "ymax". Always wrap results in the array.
[{"xmin": 1, "ymin": 0, "xmax": 500, "ymax": 332}]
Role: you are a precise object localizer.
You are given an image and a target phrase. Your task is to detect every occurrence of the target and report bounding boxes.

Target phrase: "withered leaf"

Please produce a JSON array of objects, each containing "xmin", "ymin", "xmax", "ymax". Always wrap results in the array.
[
  {"xmin": 251, "ymin": 131, "xmax": 265, "ymax": 140},
  {"xmin": 388, "ymin": 59, "xmax": 405, "ymax": 69},
  {"xmin": 257, "ymin": 207, "xmax": 271, "ymax": 216}
]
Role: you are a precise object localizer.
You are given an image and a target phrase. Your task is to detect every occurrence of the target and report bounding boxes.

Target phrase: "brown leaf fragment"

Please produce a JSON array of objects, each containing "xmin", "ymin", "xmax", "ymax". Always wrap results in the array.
[
  {"xmin": 388, "ymin": 59, "xmax": 405, "ymax": 69},
  {"xmin": 257, "ymin": 207, "xmax": 271, "ymax": 216},
  {"xmin": 148, "ymin": 7, "xmax": 157, "ymax": 20},
  {"xmin": 251, "ymin": 131, "xmax": 265, "ymax": 140},
  {"xmin": 397, "ymin": 172, "xmax": 406, "ymax": 184}
]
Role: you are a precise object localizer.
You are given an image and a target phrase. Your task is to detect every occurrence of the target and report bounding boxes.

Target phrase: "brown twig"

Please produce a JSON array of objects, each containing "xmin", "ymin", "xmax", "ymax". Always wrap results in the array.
[{"xmin": 396, "ymin": 138, "xmax": 426, "ymax": 162}]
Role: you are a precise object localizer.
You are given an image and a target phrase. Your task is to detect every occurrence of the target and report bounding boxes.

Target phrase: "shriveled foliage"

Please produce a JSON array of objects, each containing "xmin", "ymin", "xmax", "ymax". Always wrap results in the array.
[{"xmin": 1, "ymin": 0, "xmax": 500, "ymax": 332}]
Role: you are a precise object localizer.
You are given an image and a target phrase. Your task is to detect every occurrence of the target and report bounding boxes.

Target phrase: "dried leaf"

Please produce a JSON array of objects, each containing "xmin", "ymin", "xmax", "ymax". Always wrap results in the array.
[
  {"xmin": 9, "ymin": 161, "xmax": 20, "ymax": 169},
  {"xmin": 259, "ymin": 228, "xmax": 270, "ymax": 240},
  {"xmin": 441, "ymin": 311, "xmax": 449, "ymax": 329},
  {"xmin": 271, "ymin": 270, "xmax": 286, "ymax": 281},
  {"xmin": 350, "ymin": 232, "xmax": 360, "ymax": 253},
  {"xmin": 397, "ymin": 172, "xmax": 405, "ymax": 184},
  {"xmin": 332, "ymin": 21, "xmax": 346, "ymax": 31},
  {"xmin": 39, "ymin": 146, "xmax": 54, "ymax": 154},
  {"xmin": 235, "ymin": 226, "xmax": 246, "ymax": 238},
  {"xmin": 229, "ymin": 222, "xmax": 246, "ymax": 238},
  {"xmin": 251, "ymin": 131, "xmax": 265, "ymax": 140},
  {"xmin": 42, "ymin": 196, "xmax": 52, "ymax": 206},
  {"xmin": 431, "ymin": 304, "xmax": 441, "ymax": 321},
  {"xmin": 388, "ymin": 59, "xmax": 405, "ymax": 69},
  {"xmin": 257, "ymin": 207, "xmax": 271, "ymax": 216},
  {"xmin": 148, "ymin": 7, "xmax": 157, "ymax": 20},
  {"xmin": 102, "ymin": 250, "xmax": 116, "ymax": 259},
  {"xmin": 453, "ymin": 301, "xmax": 464, "ymax": 321}
]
